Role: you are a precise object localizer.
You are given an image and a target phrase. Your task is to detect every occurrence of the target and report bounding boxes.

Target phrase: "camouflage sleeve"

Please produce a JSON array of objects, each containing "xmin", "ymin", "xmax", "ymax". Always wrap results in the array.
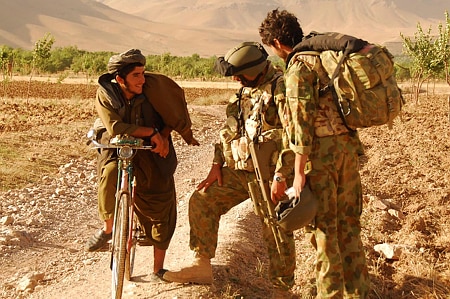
[
  {"xmin": 271, "ymin": 72, "xmax": 295, "ymax": 177},
  {"xmin": 213, "ymin": 143, "xmax": 225, "ymax": 166},
  {"xmin": 212, "ymin": 96, "xmax": 239, "ymax": 166},
  {"xmin": 284, "ymin": 59, "xmax": 318, "ymax": 155},
  {"xmin": 275, "ymin": 148, "xmax": 295, "ymax": 177}
]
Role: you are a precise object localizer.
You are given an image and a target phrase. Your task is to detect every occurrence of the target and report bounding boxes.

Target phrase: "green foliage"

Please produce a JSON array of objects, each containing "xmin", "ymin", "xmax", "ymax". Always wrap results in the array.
[
  {"xmin": 7, "ymin": 48, "xmax": 33, "ymax": 75},
  {"xmin": 44, "ymin": 46, "xmax": 80, "ymax": 73},
  {"xmin": 0, "ymin": 45, "xmax": 14, "ymax": 80},
  {"xmin": 434, "ymin": 10, "xmax": 450, "ymax": 83},
  {"xmin": 400, "ymin": 10, "xmax": 450, "ymax": 100},
  {"xmin": 393, "ymin": 56, "xmax": 413, "ymax": 82},
  {"xmin": 0, "ymin": 42, "xmax": 227, "ymax": 80},
  {"xmin": 32, "ymin": 32, "xmax": 55, "ymax": 74},
  {"xmin": 268, "ymin": 55, "xmax": 285, "ymax": 70},
  {"xmin": 145, "ymin": 53, "xmax": 218, "ymax": 79}
]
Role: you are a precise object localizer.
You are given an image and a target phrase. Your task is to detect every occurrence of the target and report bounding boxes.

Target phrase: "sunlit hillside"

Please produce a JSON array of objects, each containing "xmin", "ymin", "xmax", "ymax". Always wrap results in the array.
[{"xmin": 0, "ymin": 0, "xmax": 447, "ymax": 56}]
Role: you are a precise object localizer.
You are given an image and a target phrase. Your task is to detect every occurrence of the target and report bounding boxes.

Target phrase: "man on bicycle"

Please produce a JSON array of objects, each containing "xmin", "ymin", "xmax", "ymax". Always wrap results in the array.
[{"xmin": 85, "ymin": 49, "xmax": 198, "ymax": 280}]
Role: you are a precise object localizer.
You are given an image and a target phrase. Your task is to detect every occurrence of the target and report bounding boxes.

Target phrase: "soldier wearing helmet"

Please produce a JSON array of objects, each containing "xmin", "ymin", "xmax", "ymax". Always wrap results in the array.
[{"xmin": 163, "ymin": 42, "xmax": 298, "ymax": 291}]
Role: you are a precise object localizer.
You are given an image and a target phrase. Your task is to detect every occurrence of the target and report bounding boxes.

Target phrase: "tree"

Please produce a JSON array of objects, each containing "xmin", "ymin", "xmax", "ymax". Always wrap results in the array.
[
  {"xmin": 31, "ymin": 33, "xmax": 55, "ymax": 75},
  {"xmin": 401, "ymin": 10, "xmax": 450, "ymax": 102},
  {"xmin": 434, "ymin": 11, "xmax": 450, "ymax": 86},
  {"xmin": 0, "ymin": 46, "xmax": 12, "ymax": 81},
  {"xmin": 401, "ymin": 24, "xmax": 435, "ymax": 102},
  {"xmin": 28, "ymin": 33, "xmax": 55, "ymax": 99}
]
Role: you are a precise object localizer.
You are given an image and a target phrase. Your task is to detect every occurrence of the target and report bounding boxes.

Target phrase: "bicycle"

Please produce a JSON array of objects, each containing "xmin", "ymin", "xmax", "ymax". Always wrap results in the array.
[{"xmin": 86, "ymin": 129, "xmax": 153, "ymax": 299}]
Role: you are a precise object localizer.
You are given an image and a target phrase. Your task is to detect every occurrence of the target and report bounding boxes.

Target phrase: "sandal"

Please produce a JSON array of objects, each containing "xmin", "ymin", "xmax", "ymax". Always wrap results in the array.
[{"xmin": 84, "ymin": 229, "xmax": 112, "ymax": 252}]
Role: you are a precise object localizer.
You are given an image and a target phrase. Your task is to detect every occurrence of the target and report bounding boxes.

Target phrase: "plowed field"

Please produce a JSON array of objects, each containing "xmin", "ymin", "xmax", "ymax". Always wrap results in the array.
[{"xmin": 0, "ymin": 80, "xmax": 449, "ymax": 299}]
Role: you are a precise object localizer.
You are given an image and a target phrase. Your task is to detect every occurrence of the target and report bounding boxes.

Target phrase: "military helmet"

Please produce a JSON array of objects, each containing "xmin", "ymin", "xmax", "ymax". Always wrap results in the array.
[
  {"xmin": 275, "ymin": 184, "xmax": 318, "ymax": 232},
  {"xmin": 214, "ymin": 42, "xmax": 268, "ymax": 77}
]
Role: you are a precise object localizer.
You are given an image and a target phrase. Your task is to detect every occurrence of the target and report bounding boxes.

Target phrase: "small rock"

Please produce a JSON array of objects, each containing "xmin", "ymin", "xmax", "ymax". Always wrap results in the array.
[
  {"xmin": 387, "ymin": 209, "xmax": 405, "ymax": 220},
  {"xmin": 16, "ymin": 272, "xmax": 45, "ymax": 292},
  {"xmin": 374, "ymin": 243, "xmax": 402, "ymax": 260},
  {"xmin": 0, "ymin": 215, "xmax": 14, "ymax": 225}
]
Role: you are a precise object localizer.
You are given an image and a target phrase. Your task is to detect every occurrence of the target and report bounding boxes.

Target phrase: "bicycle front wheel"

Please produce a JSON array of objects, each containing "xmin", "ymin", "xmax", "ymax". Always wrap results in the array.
[
  {"xmin": 125, "ymin": 212, "xmax": 138, "ymax": 281},
  {"xmin": 111, "ymin": 193, "xmax": 129, "ymax": 299}
]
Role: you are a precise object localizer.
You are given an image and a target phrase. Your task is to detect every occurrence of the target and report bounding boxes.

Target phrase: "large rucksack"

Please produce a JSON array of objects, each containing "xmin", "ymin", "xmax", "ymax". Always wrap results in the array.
[{"xmin": 289, "ymin": 32, "xmax": 404, "ymax": 130}]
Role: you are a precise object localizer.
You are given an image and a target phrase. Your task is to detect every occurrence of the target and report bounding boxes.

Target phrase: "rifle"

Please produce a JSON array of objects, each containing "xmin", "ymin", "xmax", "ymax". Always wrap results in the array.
[{"xmin": 247, "ymin": 140, "xmax": 289, "ymax": 265}]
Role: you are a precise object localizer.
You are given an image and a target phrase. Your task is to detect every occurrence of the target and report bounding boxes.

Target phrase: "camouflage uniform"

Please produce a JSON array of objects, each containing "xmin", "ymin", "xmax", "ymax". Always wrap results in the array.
[
  {"xmin": 188, "ymin": 62, "xmax": 297, "ymax": 289},
  {"xmin": 284, "ymin": 52, "xmax": 370, "ymax": 298}
]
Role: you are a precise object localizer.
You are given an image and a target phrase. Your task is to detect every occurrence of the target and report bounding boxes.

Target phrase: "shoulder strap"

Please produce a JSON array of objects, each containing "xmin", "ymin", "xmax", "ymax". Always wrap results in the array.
[
  {"xmin": 236, "ymin": 87, "xmax": 246, "ymax": 137},
  {"xmin": 302, "ymin": 51, "xmax": 356, "ymax": 132},
  {"xmin": 287, "ymin": 31, "xmax": 368, "ymax": 65}
]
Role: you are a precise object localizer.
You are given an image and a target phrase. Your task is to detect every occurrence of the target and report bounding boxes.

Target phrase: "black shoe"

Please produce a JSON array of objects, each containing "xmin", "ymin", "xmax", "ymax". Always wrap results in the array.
[
  {"xmin": 150, "ymin": 269, "xmax": 169, "ymax": 283},
  {"xmin": 137, "ymin": 235, "xmax": 153, "ymax": 246},
  {"xmin": 84, "ymin": 229, "xmax": 112, "ymax": 252}
]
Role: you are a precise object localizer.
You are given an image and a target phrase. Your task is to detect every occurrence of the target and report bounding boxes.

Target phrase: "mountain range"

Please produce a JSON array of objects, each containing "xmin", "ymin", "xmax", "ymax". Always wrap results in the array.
[{"xmin": 0, "ymin": 0, "xmax": 448, "ymax": 57}]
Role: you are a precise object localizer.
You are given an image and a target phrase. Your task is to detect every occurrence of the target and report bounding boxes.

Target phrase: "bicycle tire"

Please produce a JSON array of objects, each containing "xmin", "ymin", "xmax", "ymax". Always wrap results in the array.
[
  {"xmin": 125, "ymin": 213, "xmax": 138, "ymax": 281},
  {"xmin": 111, "ymin": 193, "xmax": 129, "ymax": 299}
]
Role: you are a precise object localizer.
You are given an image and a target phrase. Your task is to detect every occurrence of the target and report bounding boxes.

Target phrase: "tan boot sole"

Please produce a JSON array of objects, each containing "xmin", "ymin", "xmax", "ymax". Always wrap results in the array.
[{"xmin": 163, "ymin": 271, "xmax": 213, "ymax": 284}]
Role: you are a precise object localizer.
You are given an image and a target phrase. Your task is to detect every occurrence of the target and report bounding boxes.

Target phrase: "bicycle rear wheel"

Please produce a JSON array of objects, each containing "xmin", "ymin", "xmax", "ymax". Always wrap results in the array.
[
  {"xmin": 111, "ymin": 193, "xmax": 129, "ymax": 299},
  {"xmin": 125, "ymin": 212, "xmax": 138, "ymax": 281}
]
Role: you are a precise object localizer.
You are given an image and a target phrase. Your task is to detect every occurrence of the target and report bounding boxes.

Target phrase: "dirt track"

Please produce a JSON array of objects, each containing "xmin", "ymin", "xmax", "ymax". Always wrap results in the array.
[{"xmin": 0, "ymin": 80, "xmax": 449, "ymax": 299}]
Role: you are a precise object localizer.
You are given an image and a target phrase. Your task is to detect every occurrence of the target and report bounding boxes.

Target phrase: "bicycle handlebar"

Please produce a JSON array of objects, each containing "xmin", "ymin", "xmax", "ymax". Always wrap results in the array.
[
  {"xmin": 88, "ymin": 139, "xmax": 154, "ymax": 150},
  {"xmin": 86, "ymin": 129, "xmax": 154, "ymax": 150}
]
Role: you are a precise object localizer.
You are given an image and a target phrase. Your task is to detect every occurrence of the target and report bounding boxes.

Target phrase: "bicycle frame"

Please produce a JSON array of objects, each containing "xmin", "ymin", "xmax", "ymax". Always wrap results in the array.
[
  {"xmin": 86, "ymin": 131, "xmax": 153, "ymax": 299},
  {"xmin": 115, "ymin": 155, "xmax": 139, "ymax": 258}
]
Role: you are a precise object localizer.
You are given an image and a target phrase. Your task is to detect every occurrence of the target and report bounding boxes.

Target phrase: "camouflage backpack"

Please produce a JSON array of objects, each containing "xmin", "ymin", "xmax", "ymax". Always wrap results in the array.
[{"xmin": 289, "ymin": 32, "xmax": 404, "ymax": 130}]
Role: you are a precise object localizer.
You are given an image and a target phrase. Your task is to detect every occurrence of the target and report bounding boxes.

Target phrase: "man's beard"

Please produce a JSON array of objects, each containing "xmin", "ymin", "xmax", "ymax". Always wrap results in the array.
[{"xmin": 123, "ymin": 80, "xmax": 140, "ymax": 96}]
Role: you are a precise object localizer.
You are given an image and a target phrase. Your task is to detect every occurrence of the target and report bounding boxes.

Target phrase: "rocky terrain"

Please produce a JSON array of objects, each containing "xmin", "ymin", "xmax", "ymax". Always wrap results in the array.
[{"xmin": 0, "ymin": 80, "xmax": 449, "ymax": 299}]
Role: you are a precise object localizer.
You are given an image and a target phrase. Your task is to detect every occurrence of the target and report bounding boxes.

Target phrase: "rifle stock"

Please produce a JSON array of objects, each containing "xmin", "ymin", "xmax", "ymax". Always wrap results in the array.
[{"xmin": 248, "ymin": 141, "xmax": 289, "ymax": 260}]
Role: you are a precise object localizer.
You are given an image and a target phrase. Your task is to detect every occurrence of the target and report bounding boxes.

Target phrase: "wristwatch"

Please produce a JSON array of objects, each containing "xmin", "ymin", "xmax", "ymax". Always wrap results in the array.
[{"xmin": 273, "ymin": 175, "xmax": 285, "ymax": 182}]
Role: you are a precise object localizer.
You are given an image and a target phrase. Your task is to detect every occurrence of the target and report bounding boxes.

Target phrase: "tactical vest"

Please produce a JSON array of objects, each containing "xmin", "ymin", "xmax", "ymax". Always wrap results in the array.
[{"xmin": 220, "ymin": 76, "xmax": 284, "ymax": 172}]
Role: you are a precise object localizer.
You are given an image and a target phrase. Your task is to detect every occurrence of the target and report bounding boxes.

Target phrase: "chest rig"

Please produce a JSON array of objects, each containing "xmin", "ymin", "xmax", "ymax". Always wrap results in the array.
[{"xmin": 220, "ymin": 78, "xmax": 281, "ymax": 172}]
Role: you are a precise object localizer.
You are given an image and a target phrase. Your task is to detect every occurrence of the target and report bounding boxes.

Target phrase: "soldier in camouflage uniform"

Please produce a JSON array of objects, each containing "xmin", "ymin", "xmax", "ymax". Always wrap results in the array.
[
  {"xmin": 259, "ymin": 9, "xmax": 370, "ymax": 298},
  {"xmin": 163, "ymin": 42, "xmax": 297, "ymax": 289}
]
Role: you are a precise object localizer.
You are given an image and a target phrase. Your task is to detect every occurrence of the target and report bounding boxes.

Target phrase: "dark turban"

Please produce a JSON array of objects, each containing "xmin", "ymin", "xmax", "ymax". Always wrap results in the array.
[{"xmin": 107, "ymin": 49, "xmax": 146, "ymax": 74}]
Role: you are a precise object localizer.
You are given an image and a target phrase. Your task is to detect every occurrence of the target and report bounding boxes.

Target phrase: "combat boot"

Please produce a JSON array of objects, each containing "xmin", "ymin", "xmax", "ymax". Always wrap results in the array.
[{"xmin": 163, "ymin": 253, "xmax": 213, "ymax": 284}]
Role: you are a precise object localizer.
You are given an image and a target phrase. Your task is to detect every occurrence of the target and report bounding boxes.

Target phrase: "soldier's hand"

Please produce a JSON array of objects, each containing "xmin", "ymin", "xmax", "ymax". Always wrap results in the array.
[
  {"xmin": 196, "ymin": 163, "xmax": 222, "ymax": 192},
  {"xmin": 292, "ymin": 173, "xmax": 306, "ymax": 199},
  {"xmin": 271, "ymin": 179, "xmax": 287, "ymax": 204}
]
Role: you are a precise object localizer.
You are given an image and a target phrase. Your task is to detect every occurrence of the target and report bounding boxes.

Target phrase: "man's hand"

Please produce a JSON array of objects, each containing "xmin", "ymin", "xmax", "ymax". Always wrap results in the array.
[
  {"xmin": 150, "ymin": 132, "xmax": 169, "ymax": 158},
  {"xmin": 196, "ymin": 163, "xmax": 222, "ymax": 192}
]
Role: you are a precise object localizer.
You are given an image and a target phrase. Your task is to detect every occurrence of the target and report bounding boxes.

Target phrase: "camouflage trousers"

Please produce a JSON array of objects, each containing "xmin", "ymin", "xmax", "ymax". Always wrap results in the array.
[
  {"xmin": 306, "ymin": 134, "xmax": 370, "ymax": 298},
  {"xmin": 188, "ymin": 166, "xmax": 296, "ymax": 289}
]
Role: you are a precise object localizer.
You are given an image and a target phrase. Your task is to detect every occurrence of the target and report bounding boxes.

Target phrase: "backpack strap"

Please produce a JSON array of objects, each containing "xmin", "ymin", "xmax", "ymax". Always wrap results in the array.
[
  {"xmin": 321, "ymin": 53, "xmax": 356, "ymax": 132},
  {"xmin": 295, "ymin": 50, "xmax": 356, "ymax": 132}
]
